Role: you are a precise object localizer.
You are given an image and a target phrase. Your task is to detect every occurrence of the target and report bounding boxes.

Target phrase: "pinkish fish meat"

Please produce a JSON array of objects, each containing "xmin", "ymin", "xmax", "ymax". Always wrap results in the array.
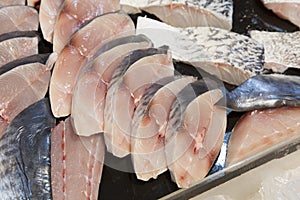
[
  {"xmin": 27, "ymin": 0, "xmax": 40, "ymax": 8},
  {"xmin": 49, "ymin": 12, "xmax": 135, "ymax": 118},
  {"xmin": 104, "ymin": 47, "xmax": 174, "ymax": 157},
  {"xmin": 261, "ymin": 0, "xmax": 300, "ymax": 28},
  {"xmin": 137, "ymin": 17, "xmax": 264, "ymax": 85},
  {"xmin": 0, "ymin": 0, "xmax": 24, "ymax": 7},
  {"xmin": 51, "ymin": 117, "xmax": 105, "ymax": 200},
  {"xmin": 165, "ymin": 80, "xmax": 226, "ymax": 188},
  {"xmin": 71, "ymin": 35, "xmax": 153, "ymax": 137},
  {"xmin": 131, "ymin": 76, "xmax": 196, "ymax": 181},
  {"xmin": 226, "ymin": 107, "xmax": 300, "ymax": 166},
  {"xmin": 120, "ymin": 0, "xmax": 233, "ymax": 30},
  {"xmin": 53, "ymin": 0, "xmax": 120, "ymax": 53},
  {"xmin": 0, "ymin": 6, "xmax": 38, "ymax": 35},
  {"xmin": 39, "ymin": 0, "xmax": 64, "ymax": 43}
]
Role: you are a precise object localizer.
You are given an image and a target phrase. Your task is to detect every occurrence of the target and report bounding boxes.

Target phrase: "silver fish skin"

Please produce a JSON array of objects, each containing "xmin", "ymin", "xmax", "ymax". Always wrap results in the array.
[
  {"xmin": 0, "ymin": 98, "xmax": 56, "ymax": 200},
  {"xmin": 220, "ymin": 74, "xmax": 300, "ymax": 112}
]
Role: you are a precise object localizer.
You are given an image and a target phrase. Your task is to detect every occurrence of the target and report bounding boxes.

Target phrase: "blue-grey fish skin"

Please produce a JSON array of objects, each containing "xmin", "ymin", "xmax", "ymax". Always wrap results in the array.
[
  {"xmin": 0, "ymin": 98, "xmax": 56, "ymax": 200},
  {"xmin": 222, "ymin": 74, "xmax": 300, "ymax": 112}
]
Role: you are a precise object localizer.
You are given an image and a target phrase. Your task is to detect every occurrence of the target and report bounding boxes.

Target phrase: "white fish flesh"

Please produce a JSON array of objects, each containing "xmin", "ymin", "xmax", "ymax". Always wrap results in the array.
[
  {"xmin": 104, "ymin": 47, "xmax": 174, "ymax": 157},
  {"xmin": 51, "ymin": 117, "xmax": 105, "ymax": 200},
  {"xmin": 261, "ymin": 0, "xmax": 300, "ymax": 28},
  {"xmin": 250, "ymin": 30, "xmax": 300, "ymax": 73},
  {"xmin": 131, "ymin": 76, "xmax": 196, "ymax": 181},
  {"xmin": 49, "ymin": 12, "xmax": 135, "ymax": 118},
  {"xmin": 39, "ymin": 0, "xmax": 64, "ymax": 43},
  {"xmin": 165, "ymin": 80, "xmax": 226, "ymax": 188},
  {"xmin": 0, "ymin": 6, "xmax": 38, "ymax": 35},
  {"xmin": 53, "ymin": 0, "xmax": 120, "ymax": 53},
  {"xmin": 0, "ymin": 0, "xmax": 24, "ymax": 7},
  {"xmin": 137, "ymin": 17, "xmax": 264, "ymax": 85},
  {"xmin": 71, "ymin": 35, "xmax": 153, "ymax": 136},
  {"xmin": 120, "ymin": 0, "xmax": 233, "ymax": 30},
  {"xmin": 226, "ymin": 106, "xmax": 300, "ymax": 166}
]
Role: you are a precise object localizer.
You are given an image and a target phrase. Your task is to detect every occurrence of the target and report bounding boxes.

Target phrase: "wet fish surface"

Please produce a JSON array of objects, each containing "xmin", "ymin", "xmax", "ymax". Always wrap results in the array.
[
  {"xmin": 0, "ymin": 98, "xmax": 56, "ymax": 199},
  {"xmin": 0, "ymin": 0, "xmax": 25, "ymax": 7}
]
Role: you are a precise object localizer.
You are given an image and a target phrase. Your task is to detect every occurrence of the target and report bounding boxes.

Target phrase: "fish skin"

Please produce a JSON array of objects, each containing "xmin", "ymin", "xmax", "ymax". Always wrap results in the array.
[
  {"xmin": 0, "ymin": 98, "xmax": 56, "ymax": 200},
  {"xmin": 137, "ymin": 17, "xmax": 264, "ymax": 85},
  {"xmin": 219, "ymin": 74, "xmax": 300, "ymax": 112},
  {"xmin": 0, "ymin": 0, "xmax": 25, "ymax": 8}
]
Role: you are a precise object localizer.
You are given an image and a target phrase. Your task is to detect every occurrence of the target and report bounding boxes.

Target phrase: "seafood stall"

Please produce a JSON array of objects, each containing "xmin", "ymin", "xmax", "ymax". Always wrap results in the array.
[{"xmin": 0, "ymin": 0, "xmax": 299, "ymax": 199}]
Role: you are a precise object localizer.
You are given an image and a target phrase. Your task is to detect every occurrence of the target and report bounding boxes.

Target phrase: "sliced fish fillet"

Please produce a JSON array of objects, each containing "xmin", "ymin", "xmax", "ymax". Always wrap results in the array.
[
  {"xmin": 226, "ymin": 106, "xmax": 300, "ymax": 166},
  {"xmin": 131, "ymin": 76, "xmax": 196, "ymax": 181},
  {"xmin": 104, "ymin": 47, "xmax": 174, "ymax": 157},
  {"xmin": 137, "ymin": 17, "xmax": 264, "ymax": 85},
  {"xmin": 50, "ymin": 12, "xmax": 135, "ymax": 118},
  {"xmin": 72, "ymin": 35, "xmax": 153, "ymax": 136},
  {"xmin": 165, "ymin": 80, "xmax": 226, "ymax": 188},
  {"xmin": 53, "ymin": 0, "xmax": 120, "ymax": 53},
  {"xmin": 0, "ymin": 0, "xmax": 24, "ymax": 7},
  {"xmin": 120, "ymin": 0, "xmax": 233, "ymax": 30},
  {"xmin": 250, "ymin": 30, "xmax": 300, "ymax": 73},
  {"xmin": 261, "ymin": 0, "xmax": 300, "ymax": 28},
  {"xmin": 51, "ymin": 117, "xmax": 105, "ymax": 200},
  {"xmin": 39, "ymin": 0, "xmax": 64, "ymax": 43},
  {"xmin": 0, "ymin": 6, "xmax": 38, "ymax": 35}
]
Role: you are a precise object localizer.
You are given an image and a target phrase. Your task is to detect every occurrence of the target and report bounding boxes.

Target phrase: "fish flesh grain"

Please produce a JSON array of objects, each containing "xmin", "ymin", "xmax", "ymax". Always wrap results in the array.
[
  {"xmin": 136, "ymin": 17, "xmax": 264, "ymax": 85},
  {"xmin": 0, "ymin": 5, "xmax": 38, "ymax": 35},
  {"xmin": 120, "ymin": 0, "xmax": 233, "ymax": 30},
  {"xmin": 104, "ymin": 47, "xmax": 174, "ymax": 157},
  {"xmin": 0, "ymin": 61, "xmax": 51, "ymax": 139},
  {"xmin": 250, "ymin": 30, "xmax": 300, "ymax": 73},
  {"xmin": 219, "ymin": 74, "xmax": 300, "ymax": 112},
  {"xmin": 0, "ymin": 98, "xmax": 56, "ymax": 199},
  {"xmin": 39, "ymin": 0, "xmax": 64, "ymax": 43},
  {"xmin": 50, "ymin": 12, "xmax": 135, "ymax": 118},
  {"xmin": 71, "ymin": 35, "xmax": 153, "ymax": 136},
  {"xmin": 165, "ymin": 80, "xmax": 226, "ymax": 188},
  {"xmin": 0, "ymin": 32, "xmax": 38, "ymax": 67},
  {"xmin": 0, "ymin": 0, "xmax": 24, "ymax": 8},
  {"xmin": 131, "ymin": 76, "xmax": 196, "ymax": 181},
  {"xmin": 226, "ymin": 106, "xmax": 300, "ymax": 166},
  {"xmin": 261, "ymin": 0, "xmax": 300, "ymax": 28},
  {"xmin": 53, "ymin": 0, "xmax": 120, "ymax": 53},
  {"xmin": 51, "ymin": 117, "xmax": 105, "ymax": 200}
]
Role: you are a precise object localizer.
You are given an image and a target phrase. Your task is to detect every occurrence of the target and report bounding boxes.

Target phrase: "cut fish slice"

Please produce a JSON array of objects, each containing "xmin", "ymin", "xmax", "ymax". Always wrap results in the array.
[
  {"xmin": 226, "ymin": 106, "xmax": 300, "ymax": 166},
  {"xmin": 51, "ymin": 117, "xmax": 105, "ymax": 200},
  {"xmin": 0, "ymin": 6, "xmax": 38, "ymax": 35},
  {"xmin": 0, "ymin": 0, "xmax": 24, "ymax": 7},
  {"xmin": 137, "ymin": 17, "xmax": 264, "ymax": 85},
  {"xmin": 131, "ymin": 76, "xmax": 196, "ymax": 181},
  {"xmin": 120, "ymin": 0, "xmax": 233, "ymax": 30},
  {"xmin": 104, "ymin": 47, "xmax": 174, "ymax": 157},
  {"xmin": 50, "ymin": 12, "xmax": 135, "ymax": 118},
  {"xmin": 165, "ymin": 80, "xmax": 226, "ymax": 188},
  {"xmin": 71, "ymin": 35, "xmax": 153, "ymax": 137},
  {"xmin": 39, "ymin": 0, "xmax": 64, "ymax": 43},
  {"xmin": 0, "ymin": 98, "xmax": 56, "ymax": 199},
  {"xmin": 250, "ymin": 30, "xmax": 300, "ymax": 73},
  {"xmin": 261, "ymin": 0, "xmax": 300, "ymax": 28},
  {"xmin": 53, "ymin": 0, "xmax": 120, "ymax": 53}
]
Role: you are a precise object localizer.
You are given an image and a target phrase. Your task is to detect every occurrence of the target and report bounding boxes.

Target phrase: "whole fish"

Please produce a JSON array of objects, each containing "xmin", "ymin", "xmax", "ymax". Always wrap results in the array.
[{"xmin": 0, "ymin": 98, "xmax": 56, "ymax": 199}]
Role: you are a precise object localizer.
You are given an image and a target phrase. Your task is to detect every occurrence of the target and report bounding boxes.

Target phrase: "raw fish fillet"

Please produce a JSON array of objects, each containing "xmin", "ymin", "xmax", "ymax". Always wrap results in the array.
[
  {"xmin": 0, "ymin": 6, "xmax": 38, "ymax": 35},
  {"xmin": 53, "ymin": 0, "xmax": 120, "ymax": 53},
  {"xmin": 0, "ymin": 0, "xmax": 24, "ymax": 7},
  {"xmin": 72, "ymin": 35, "xmax": 153, "ymax": 136},
  {"xmin": 27, "ymin": 0, "xmax": 40, "ymax": 8},
  {"xmin": 137, "ymin": 17, "xmax": 264, "ymax": 85},
  {"xmin": 120, "ymin": 0, "xmax": 233, "ymax": 30},
  {"xmin": 226, "ymin": 106, "xmax": 300, "ymax": 166},
  {"xmin": 39, "ymin": 0, "xmax": 64, "ymax": 43},
  {"xmin": 250, "ymin": 30, "xmax": 300, "ymax": 73},
  {"xmin": 261, "ymin": 0, "xmax": 300, "ymax": 28},
  {"xmin": 131, "ymin": 76, "xmax": 196, "ymax": 181},
  {"xmin": 0, "ymin": 98, "xmax": 56, "ymax": 199},
  {"xmin": 0, "ymin": 62, "xmax": 51, "ymax": 138},
  {"xmin": 104, "ymin": 47, "xmax": 174, "ymax": 157},
  {"xmin": 165, "ymin": 80, "xmax": 226, "ymax": 188},
  {"xmin": 51, "ymin": 117, "xmax": 105, "ymax": 200},
  {"xmin": 50, "ymin": 12, "xmax": 135, "ymax": 118}
]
